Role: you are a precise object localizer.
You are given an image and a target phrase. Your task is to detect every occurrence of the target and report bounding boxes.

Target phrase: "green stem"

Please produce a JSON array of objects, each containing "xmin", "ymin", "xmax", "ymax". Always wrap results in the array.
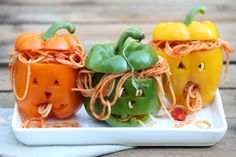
[
  {"xmin": 115, "ymin": 27, "xmax": 146, "ymax": 89},
  {"xmin": 184, "ymin": 6, "xmax": 206, "ymax": 26},
  {"xmin": 115, "ymin": 27, "xmax": 145, "ymax": 55},
  {"xmin": 122, "ymin": 45, "xmax": 147, "ymax": 90},
  {"xmin": 41, "ymin": 21, "xmax": 75, "ymax": 41}
]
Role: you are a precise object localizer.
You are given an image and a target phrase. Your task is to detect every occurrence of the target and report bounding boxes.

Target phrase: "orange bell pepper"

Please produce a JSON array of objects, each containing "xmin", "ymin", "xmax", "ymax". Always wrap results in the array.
[{"xmin": 10, "ymin": 22, "xmax": 84, "ymax": 119}]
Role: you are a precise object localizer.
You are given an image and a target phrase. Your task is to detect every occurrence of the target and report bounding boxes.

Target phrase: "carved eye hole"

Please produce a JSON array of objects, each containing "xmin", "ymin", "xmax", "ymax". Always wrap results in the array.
[
  {"xmin": 53, "ymin": 80, "xmax": 60, "ymax": 86},
  {"xmin": 120, "ymin": 88, "xmax": 128, "ymax": 97},
  {"xmin": 198, "ymin": 63, "xmax": 205, "ymax": 71},
  {"xmin": 135, "ymin": 89, "xmax": 144, "ymax": 97},
  {"xmin": 178, "ymin": 61, "xmax": 186, "ymax": 69},
  {"xmin": 32, "ymin": 78, "xmax": 38, "ymax": 85}
]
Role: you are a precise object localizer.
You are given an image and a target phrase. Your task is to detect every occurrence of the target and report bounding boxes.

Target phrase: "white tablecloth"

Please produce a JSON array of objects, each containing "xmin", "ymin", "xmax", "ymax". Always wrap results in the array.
[{"xmin": 0, "ymin": 109, "xmax": 133, "ymax": 157}]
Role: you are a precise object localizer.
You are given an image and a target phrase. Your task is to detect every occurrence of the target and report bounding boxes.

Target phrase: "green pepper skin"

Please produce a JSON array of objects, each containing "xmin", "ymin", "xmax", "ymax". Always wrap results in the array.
[
  {"xmin": 84, "ymin": 78, "xmax": 161, "ymax": 127},
  {"xmin": 85, "ymin": 27, "xmax": 158, "ymax": 73}
]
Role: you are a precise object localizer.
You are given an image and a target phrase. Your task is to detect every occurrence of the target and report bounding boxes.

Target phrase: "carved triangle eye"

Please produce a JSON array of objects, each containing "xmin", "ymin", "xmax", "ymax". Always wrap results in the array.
[
  {"xmin": 32, "ymin": 78, "xmax": 38, "ymax": 85},
  {"xmin": 53, "ymin": 80, "xmax": 60, "ymax": 86},
  {"xmin": 178, "ymin": 61, "xmax": 186, "ymax": 69}
]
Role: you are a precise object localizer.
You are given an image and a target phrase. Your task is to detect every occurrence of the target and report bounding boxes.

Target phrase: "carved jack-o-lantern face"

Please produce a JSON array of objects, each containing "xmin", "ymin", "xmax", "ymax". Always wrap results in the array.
[
  {"xmin": 10, "ymin": 22, "xmax": 85, "ymax": 120},
  {"xmin": 157, "ymin": 48, "xmax": 223, "ymax": 106},
  {"xmin": 13, "ymin": 58, "xmax": 82, "ymax": 119},
  {"xmin": 84, "ymin": 77, "xmax": 161, "ymax": 127}
]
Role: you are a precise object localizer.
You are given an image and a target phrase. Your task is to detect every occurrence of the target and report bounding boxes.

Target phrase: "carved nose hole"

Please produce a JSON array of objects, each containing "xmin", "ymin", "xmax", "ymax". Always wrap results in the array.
[
  {"xmin": 44, "ymin": 92, "xmax": 52, "ymax": 99},
  {"xmin": 178, "ymin": 61, "xmax": 186, "ymax": 69},
  {"xmin": 128, "ymin": 100, "xmax": 135, "ymax": 110}
]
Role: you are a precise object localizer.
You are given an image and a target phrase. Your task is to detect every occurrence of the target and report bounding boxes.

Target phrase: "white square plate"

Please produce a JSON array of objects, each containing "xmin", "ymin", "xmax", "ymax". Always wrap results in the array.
[{"xmin": 12, "ymin": 90, "xmax": 227, "ymax": 146}]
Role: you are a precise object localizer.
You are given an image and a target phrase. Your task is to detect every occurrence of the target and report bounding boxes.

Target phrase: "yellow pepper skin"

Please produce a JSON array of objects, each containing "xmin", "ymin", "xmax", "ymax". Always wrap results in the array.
[
  {"xmin": 152, "ymin": 21, "xmax": 219, "ymax": 41},
  {"xmin": 157, "ymin": 48, "xmax": 222, "ymax": 106},
  {"xmin": 152, "ymin": 6, "xmax": 223, "ymax": 107}
]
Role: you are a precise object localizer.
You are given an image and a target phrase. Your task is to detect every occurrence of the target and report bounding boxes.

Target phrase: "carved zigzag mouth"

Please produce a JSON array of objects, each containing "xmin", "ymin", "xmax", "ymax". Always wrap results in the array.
[
  {"xmin": 109, "ymin": 113, "xmax": 156, "ymax": 127},
  {"xmin": 112, "ymin": 114, "xmax": 146, "ymax": 121}
]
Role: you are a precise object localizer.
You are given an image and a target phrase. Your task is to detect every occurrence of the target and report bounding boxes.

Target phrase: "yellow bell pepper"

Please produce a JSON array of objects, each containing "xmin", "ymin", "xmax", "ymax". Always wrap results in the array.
[{"xmin": 151, "ymin": 6, "xmax": 232, "ymax": 109}]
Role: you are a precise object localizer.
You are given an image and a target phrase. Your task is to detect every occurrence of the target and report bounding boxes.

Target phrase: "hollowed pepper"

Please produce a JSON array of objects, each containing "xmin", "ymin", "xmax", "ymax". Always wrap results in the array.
[
  {"xmin": 150, "ymin": 6, "xmax": 234, "ymax": 109},
  {"xmin": 84, "ymin": 27, "xmax": 161, "ymax": 127},
  {"xmin": 10, "ymin": 22, "xmax": 84, "ymax": 119}
]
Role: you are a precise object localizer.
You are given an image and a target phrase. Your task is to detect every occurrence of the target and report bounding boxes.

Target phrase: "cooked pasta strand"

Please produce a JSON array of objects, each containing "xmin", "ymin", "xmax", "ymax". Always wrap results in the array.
[
  {"xmin": 74, "ymin": 59, "xmax": 175, "ymax": 121},
  {"xmin": 149, "ymin": 39, "xmax": 234, "ymax": 81}
]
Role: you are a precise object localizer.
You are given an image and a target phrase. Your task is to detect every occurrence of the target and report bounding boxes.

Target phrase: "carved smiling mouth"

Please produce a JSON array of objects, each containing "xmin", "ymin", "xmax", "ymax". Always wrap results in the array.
[
  {"xmin": 107, "ymin": 113, "xmax": 156, "ymax": 127},
  {"xmin": 183, "ymin": 81, "xmax": 202, "ymax": 113},
  {"xmin": 36, "ymin": 91, "xmax": 68, "ymax": 117},
  {"xmin": 38, "ymin": 103, "xmax": 52, "ymax": 118},
  {"xmin": 106, "ymin": 99, "xmax": 158, "ymax": 127},
  {"xmin": 37, "ymin": 103, "xmax": 68, "ymax": 118}
]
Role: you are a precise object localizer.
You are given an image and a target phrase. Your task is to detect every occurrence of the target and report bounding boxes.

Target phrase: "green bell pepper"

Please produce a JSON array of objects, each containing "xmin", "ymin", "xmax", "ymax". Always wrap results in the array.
[
  {"xmin": 86, "ymin": 27, "xmax": 158, "ymax": 73},
  {"xmin": 84, "ymin": 27, "xmax": 160, "ymax": 127},
  {"xmin": 84, "ymin": 77, "xmax": 161, "ymax": 127},
  {"xmin": 86, "ymin": 27, "xmax": 158, "ymax": 90}
]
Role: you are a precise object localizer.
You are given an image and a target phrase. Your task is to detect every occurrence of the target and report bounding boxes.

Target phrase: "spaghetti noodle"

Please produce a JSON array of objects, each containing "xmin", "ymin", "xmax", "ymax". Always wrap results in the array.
[
  {"xmin": 20, "ymin": 117, "xmax": 80, "ymax": 128},
  {"xmin": 38, "ymin": 103, "xmax": 53, "ymax": 118},
  {"xmin": 149, "ymin": 39, "xmax": 234, "ymax": 80},
  {"xmin": 195, "ymin": 120, "xmax": 211, "ymax": 129},
  {"xmin": 183, "ymin": 82, "xmax": 202, "ymax": 113},
  {"xmin": 9, "ymin": 44, "xmax": 85, "ymax": 69},
  {"xmin": 149, "ymin": 39, "xmax": 234, "ymax": 128},
  {"xmin": 137, "ymin": 114, "xmax": 157, "ymax": 127},
  {"xmin": 72, "ymin": 58, "xmax": 176, "ymax": 122},
  {"xmin": 175, "ymin": 114, "xmax": 196, "ymax": 128}
]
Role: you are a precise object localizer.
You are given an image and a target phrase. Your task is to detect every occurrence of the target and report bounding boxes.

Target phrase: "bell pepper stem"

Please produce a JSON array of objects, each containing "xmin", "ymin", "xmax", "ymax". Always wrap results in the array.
[
  {"xmin": 116, "ymin": 27, "xmax": 147, "ymax": 90},
  {"xmin": 184, "ymin": 6, "xmax": 206, "ymax": 26},
  {"xmin": 115, "ymin": 27, "xmax": 145, "ymax": 55},
  {"xmin": 41, "ymin": 21, "xmax": 75, "ymax": 41},
  {"xmin": 122, "ymin": 45, "xmax": 147, "ymax": 90}
]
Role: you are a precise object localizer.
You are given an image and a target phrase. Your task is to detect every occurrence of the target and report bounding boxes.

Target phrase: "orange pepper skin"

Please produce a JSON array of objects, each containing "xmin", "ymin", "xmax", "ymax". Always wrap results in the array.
[
  {"xmin": 15, "ymin": 33, "xmax": 80, "ymax": 51},
  {"xmin": 13, "ymin": 58, "xmax": 82, "ymax": 119},
  {"xmin": 15, "ymin": 22, "xmax": 79, "ymax": 51}
]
